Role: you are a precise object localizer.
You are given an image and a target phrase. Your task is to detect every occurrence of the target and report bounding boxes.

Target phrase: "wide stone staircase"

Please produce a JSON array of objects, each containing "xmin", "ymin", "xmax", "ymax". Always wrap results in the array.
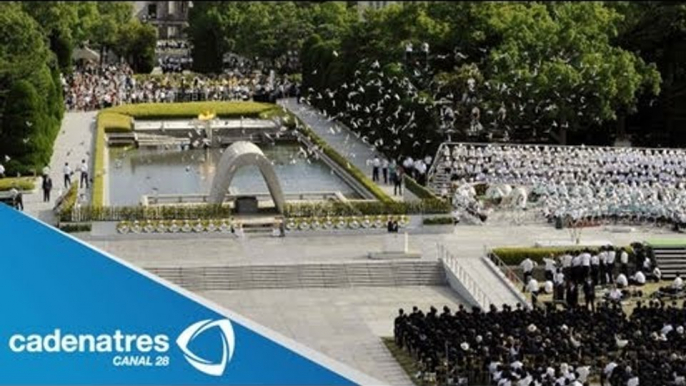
[
  {"xmin": 145, "ymin": 261, "xmax": 446, "ymax": 292},
  {"xmin": 652, "ymin": 245, "xmax": 686, "ymax": 279}
]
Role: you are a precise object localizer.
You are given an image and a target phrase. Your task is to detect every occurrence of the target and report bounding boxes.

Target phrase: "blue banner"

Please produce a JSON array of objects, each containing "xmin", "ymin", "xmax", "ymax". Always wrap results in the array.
[{"xmin": 0, "ymin": 205, "xmax": 379, "ymax": 385}]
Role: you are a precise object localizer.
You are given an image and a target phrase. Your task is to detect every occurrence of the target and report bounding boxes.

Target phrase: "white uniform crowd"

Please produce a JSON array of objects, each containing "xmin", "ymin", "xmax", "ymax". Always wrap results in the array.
[{"xmin": 434, "ymin": 143, "xmax": 686, "ymax": 228}]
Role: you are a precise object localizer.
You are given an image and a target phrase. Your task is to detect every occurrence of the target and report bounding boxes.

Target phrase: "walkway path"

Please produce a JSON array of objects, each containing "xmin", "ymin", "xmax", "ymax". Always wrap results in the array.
[
  {"xmin": 25, "ymin": 111, "xmax": 97, "ymax": 224},
  {"xmin": 279, "ymin": 98, "xmax": 407, "ymax": 201}
]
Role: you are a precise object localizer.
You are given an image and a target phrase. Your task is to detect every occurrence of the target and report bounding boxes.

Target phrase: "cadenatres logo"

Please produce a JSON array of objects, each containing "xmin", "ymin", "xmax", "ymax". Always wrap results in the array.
[
  {"xmin": 7, "ymin": 318, "xmax": 235, "ymax": 377},
  {"xmin": 177, "ymin": 319, "xmax": 235, "ymax": 376}
]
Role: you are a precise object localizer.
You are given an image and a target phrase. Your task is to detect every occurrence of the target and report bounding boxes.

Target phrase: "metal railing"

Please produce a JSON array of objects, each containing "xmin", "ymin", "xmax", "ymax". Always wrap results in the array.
[
  {"xmin": 487, "ymin": 249, "xmax": 525, "ymax": 290},
  {"xmin": 438, "ymin": 243, "xmax": 493, "ymax": 309}
]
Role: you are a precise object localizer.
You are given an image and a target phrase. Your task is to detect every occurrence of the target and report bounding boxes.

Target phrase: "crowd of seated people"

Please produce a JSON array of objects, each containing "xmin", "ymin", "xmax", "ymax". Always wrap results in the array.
[
  {"xmin": 433, "ymin": 143, "xmax": 686, "ymax": 228},
  {"xmin": 395, "ymin": 301, "xmax": 686, "ymax": 385},
  {"xmin": 62, "ymin": 63, "xmax": 300, "ymax": 111},
  {"xmin": 156, "ymin": 40, "xmax": 192, "ymax": 73}
]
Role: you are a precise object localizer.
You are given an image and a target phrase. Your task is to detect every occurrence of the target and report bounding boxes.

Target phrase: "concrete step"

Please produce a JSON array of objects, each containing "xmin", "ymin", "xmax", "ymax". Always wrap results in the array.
[{"xmin": 145, "ymin": 261, "xmax": 446, "ymax": 291}]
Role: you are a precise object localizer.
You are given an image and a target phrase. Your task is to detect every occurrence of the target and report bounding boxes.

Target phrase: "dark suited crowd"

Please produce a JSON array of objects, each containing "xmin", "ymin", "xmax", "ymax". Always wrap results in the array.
[{"xmin": 394, "ymin": 300, "xmax": 686, "ymax": 386}]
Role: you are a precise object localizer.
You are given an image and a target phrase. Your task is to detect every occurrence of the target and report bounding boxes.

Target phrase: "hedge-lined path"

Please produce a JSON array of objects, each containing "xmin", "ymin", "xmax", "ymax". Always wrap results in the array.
[
  {"xmin": 25, "ymin": 111, "xmax": 98, "ymax": 224},
  {"xmin": 279, "ymin": 98, "xmax": 409, "ymax": 202}
]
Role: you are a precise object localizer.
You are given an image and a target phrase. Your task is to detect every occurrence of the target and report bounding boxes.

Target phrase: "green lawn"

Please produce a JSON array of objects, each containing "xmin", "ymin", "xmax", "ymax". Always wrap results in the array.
[
  {"xmin": 0, "ymin": 177, "xmax": 35, "ymax": 191},
  {"xmin": 645, "ymin": 239, "xmax": 686, "ymax": 248}
]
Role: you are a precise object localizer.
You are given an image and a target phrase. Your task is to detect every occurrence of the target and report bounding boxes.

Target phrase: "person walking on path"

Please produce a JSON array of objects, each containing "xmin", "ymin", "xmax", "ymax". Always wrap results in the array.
[
  {"xmin": 382, "ymin": 158, "xmax": 389, "ymax": 184},
  {"xmin": 371, "ymin": 155, "xmax": 381, "ymax": 182},
  {"xmin": 42, "ymin": 176, "xmax": 53, "ymax": 203},
  {"xmin": 79, "ymin": 159, "xmax": 89, "ymax": 189},
  {"xmin": 63, "ymin": 162, "xmax": 72, "ymax": 189},
  {"xmin": 394, "ymin": 166, "xmax": 404, "ymax": 196}
]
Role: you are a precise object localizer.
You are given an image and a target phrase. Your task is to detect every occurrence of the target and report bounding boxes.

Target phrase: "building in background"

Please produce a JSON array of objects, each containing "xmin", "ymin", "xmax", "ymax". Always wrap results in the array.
[{"xmin": 134, "ymin": 1, "xmax": 191, "ymax": 40}]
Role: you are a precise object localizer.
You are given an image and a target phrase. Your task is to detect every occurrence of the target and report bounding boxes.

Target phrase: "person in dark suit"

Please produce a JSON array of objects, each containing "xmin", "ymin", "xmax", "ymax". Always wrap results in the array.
[{"xmin": 42, "ymin": 175, "xmax": 53, "ymax": 203}]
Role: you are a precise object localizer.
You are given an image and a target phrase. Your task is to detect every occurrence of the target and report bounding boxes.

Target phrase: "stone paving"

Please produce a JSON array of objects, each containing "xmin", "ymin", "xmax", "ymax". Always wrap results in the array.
[
  {"xmin": 201, "ymin": 286, "xmax": 465, "ymax": 386},
  {"xmin": 24, "ymin": 111, "xmax": 97, "ymax": 224},
  {"xmin": 279, "ymin": 98, "xmax": 409, "ymax": 201}
]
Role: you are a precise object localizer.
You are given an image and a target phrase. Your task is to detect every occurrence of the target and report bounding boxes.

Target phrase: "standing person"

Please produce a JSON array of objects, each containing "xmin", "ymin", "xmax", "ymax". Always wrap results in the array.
[
  {"xmin": 382, "ymin": 158, "xmax": 389, "ymax": 184},
  {"xmin": 620, "ymin": 248, "xmax": 629, "ymax": 276},
  {"xmin": 543, "ymin": 254, "xmax": 557, "ymax": 281},
  {"xmin": 10, "ymin": 186, "xmax": 23, "ymax": 211},
  {"xmin": 42, "ymin": 176, "xmax": 53, "ymax": 203},
  {"xmin": 394, "ymin": 166, "xmax": 404, "ymax": 196},
  {"xmin": 583, "ymin": 277, "xmax": 596, "ymax": 312},
  {"xmin": 372, "ymin": 155, "xmax": 380, "ymax": 182},
  {"xmin": 520, "ymin": 257, "xmax": 537, "ymax": 287},
  {"xmin": 79, "ymin": 159, "xmax": 89, "ymax": 189},
  {"xmin": 591, "ymin": 251, "xmax": 600, "ymax": 286},
  {"xmin": 606, "ymin": 246, "xmax": 617, "ymax": 284},
  {"xmin": 63, "ymin": 162, "xmax": 72, "ymax": 189},
  {"xmin": 0, "ymin": 162, "xmax": 5, "ymax": 178},
  {"xmin": 389, "ymin": 160, "xmax": 398, "ymax": 189}
]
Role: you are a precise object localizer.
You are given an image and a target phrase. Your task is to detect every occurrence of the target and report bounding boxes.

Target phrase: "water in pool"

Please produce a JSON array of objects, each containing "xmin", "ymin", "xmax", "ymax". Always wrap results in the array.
[{"xmin": 107, "ymin": 143, "xmax": 360, "ymax": 206}]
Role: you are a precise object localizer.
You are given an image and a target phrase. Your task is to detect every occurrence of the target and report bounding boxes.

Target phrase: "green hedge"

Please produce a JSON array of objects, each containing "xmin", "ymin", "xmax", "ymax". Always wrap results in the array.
[
  {"xmin": 64, "ymin": 204, "xmax": 233, "ymax": 222},
  {"xmin": 0, "ymin": 177, "xmax": 35, "ymax": 191},
  {"xmin": 99, "ymin": 112, "xmax": 133, "ymax": 133},
  {"xmin": 423, "ymin": 216, "xmax": 454, "ymax": 225},
  {"xmin": 106, "ymin": 101, "xmax": 276, "ymax": 119},
  {"xmin": 491, "ymin": 246, "xmax": 634, "ymax": 266},
  {"xmin": 59, "ymin": 223, "xmax": 92, "ymax": 233},
  {"xmin": 285, "ymin": 199, "xmax": 450, "ymax": 218},
  {"xmin": 404, "ymin": 175, "xmax": 439, "ymax": 200}
]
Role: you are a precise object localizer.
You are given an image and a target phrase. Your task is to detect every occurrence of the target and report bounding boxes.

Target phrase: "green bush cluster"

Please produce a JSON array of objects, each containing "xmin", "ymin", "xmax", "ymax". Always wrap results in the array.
[
  {"xmin": 491, "ymin": 246, "xmax": 634, "ymax": 266},
  {"xmin": 0, "ymin": 177, "xmax": 36, "ymax": 192},
  {"xmin": 423, "ymin": 216, "xmax": 454, "ymax": 225},
  {"xmin": 62, "ymin": 204, "xmax": 233, "ymax": 222}
]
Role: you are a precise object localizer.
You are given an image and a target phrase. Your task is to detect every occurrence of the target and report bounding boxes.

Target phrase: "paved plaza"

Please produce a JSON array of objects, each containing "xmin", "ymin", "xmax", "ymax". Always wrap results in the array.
[{"xmin": 201, "ymin": 286, "xmax": 465, "ymax": 386}]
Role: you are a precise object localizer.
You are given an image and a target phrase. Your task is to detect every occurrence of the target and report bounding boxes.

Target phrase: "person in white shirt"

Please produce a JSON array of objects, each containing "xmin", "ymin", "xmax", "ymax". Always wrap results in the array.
[
  {"xmin": 580, "ymin": 250, "xmax": 591, "ymax": 281},
  {"xmin": 63, "ymin": 162, "xmax": 72, "ymax": 188},
  {"xmin": 371, "ymin": 156, "xmax": 380, "ymax": 182},
  {"xmin": 553, "ymin": 269, "xmax": 565, "ymax": 301},
  {"xmin": 381, "ymin": 158, "xmax": 389, "ymax": 184},
  {"xmin": 606, "ymin": 247, "xmax": 617, "ymax": 284},
  {"xmin": 620, "ymin": 248, "xmax": 630, "ymax": 276},
  {"xmin": 520, "ymin": 257, "xmax": 537, "ymax": 284},
  {"xmin": 590, "ymin": 253, "xmax": 600, "ymax": 285},
  {"xmin": 630, "ymin": 270, "xmax": 646, "ymax": 286},
  {"xmin": 79, "ymin": 159, "xmax": 89, "ymax": 189},
  {"xmin": 543, "ymin": 280, "xmax": 554, "ymax": 294},
  {"xmin": 671, "ymin": 273, "xmax": 684, "ymax": 292},
  {"xmin": 543, "ymin": 255, "xmax": 557, "ymax": 281},
  {"xmin": 616, "ymin": 273, "xmax": 629, "ymax": 288},
  {"xmin": 526, "ymin": 278, "xmax": 539, "ymax": 305},
  {"xmin": 0, "ymin": 162, "xmax": 4, "ymax": 178},
  {"xmin": 608, "ymin": 286, "xmax": 623, "ymax": 302}
]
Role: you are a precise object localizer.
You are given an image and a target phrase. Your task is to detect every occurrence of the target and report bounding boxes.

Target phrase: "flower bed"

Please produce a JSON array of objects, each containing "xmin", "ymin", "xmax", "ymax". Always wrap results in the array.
[
  {"xmin": 284, "ymin": 215, "xmax": 408, "ymax": 232},
  {"xmin": 116, "ymin": 219, "xmax": 234, "ymax": 234}
]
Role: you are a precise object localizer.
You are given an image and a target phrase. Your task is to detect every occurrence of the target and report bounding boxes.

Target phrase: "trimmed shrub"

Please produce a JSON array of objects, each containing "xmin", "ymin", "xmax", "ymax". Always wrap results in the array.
[
  {"xmin": 423, "ymin": 216, "xmax": 454, "ymax": 225},
  {"xmin": 491, "ymin": 246, "xmax": 634, "ymax": 266},
  {"xmin": 56, "ymin": 182, "xmax": 79, "ymax": 221},
  {"xmin": 106, "ymin": 101, "xmax": 277, "ymax": 119},
  {"xmin": 0, "ymin": 177, "xmax": 35, "ymax": 191},
  {"xmin": 59, "ymin": 223, "xmax": 92, "ymax": 233},
  {"xmin": 99, "ymin": 112, "xmax": 132, "ymax": 133}
]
